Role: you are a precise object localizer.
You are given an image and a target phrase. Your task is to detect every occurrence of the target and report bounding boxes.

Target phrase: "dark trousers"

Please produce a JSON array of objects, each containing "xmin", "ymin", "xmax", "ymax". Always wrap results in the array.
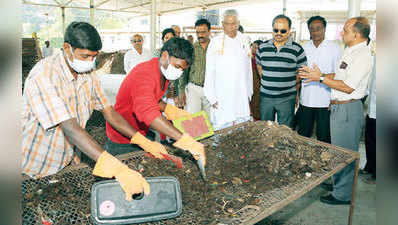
[
  {"xmin": 260, "ymin": 96, "xmax": 296, "ymax": 128},
  {"xmin": 297, "ymin": 104, "xmax": 331, "ymax": 143},
  {"xmin": 104, "ymin": 138, "xmax": 142, "ymax": 156},
  {"xmin": 364, "ymin": 115, "xmax": 376, "ymax": 177}
]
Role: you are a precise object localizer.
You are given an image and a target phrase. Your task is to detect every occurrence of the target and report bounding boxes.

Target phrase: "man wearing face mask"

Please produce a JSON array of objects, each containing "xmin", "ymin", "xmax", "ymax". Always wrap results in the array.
[
  {"xmin": 106, "ymin": 37, "xmax": 206, "ymax": 166},
  {"xmin": 22, "ymin": 22, "xmax": 165, "ymax": 201}
]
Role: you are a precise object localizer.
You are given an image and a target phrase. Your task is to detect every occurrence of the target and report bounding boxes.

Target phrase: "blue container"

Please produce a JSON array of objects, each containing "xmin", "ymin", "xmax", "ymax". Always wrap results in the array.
[{"xmin": 91, "ymin": 176, "xmax": 182, "ymax": 224}]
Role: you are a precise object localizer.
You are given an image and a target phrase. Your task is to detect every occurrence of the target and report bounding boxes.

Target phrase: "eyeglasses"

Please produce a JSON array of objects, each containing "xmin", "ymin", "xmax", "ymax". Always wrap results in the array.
[
  {"xmin": 273, "ymin": 29, "xmax": 288, "ymax": 34},
  {"xmin": 132, "ymin": 40, "xmax": 142, "ymax": 43}
]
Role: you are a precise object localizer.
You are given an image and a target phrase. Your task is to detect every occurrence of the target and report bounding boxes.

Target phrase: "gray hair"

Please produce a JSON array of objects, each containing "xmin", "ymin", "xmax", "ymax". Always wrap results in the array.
[
  {"xmin": 223, "ymin": 9, "xmax": 239, "ymax": 20},
  {"xmin": 131, "ymin": 33, "xmax": 143, "ymax": 40}
]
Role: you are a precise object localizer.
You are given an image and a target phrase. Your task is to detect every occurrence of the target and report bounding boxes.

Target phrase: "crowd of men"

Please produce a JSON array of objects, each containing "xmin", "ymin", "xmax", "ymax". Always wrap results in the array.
[{"xmin": 22, "ymin": 9, "xmax": 376, "ymax": 207}]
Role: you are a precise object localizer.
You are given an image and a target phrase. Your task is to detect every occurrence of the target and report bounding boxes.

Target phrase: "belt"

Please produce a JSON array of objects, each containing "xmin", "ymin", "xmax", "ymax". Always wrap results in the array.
[
  {"xmin": 190, "ymin": 81, "xmax": 204, "ymax": 87},
  {"xmin": 330, "ymin": 99, "xmax": 358, "ymax": 105}
]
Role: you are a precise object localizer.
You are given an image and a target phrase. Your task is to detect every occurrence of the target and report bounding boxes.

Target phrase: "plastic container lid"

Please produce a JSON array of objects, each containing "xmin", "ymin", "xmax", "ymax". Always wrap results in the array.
[{"xmin": 91, "ymin": 176, "xmax": 182, "ymax": 224}]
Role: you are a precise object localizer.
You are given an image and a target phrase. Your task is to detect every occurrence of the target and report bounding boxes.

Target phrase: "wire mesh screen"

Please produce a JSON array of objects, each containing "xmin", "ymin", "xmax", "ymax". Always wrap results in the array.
[{"xmin": 22, "ymin": 121, "xmax": 358, "ymax": 225}]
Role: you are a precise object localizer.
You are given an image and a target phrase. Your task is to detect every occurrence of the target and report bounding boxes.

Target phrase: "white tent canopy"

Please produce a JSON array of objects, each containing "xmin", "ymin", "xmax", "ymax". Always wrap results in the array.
[
  {"xmin": 22, "ymin": 0, "xmax": 275, "ymax": 16},
  {"xmin": 23, "ymin": 0, "xmax": 374, "ymax": 52}
]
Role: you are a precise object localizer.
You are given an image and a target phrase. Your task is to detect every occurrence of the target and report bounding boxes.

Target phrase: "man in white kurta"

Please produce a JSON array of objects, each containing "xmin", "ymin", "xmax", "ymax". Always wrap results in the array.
[{"xmin": 204, "ymin": 9, "xmax": 253, "ymax": 130}]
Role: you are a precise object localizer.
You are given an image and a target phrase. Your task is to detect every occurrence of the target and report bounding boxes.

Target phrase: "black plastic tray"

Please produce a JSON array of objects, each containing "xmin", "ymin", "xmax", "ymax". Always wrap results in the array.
[{"xmin": 91, "ymin": 176, "xmax": 182, "ymax": 224}]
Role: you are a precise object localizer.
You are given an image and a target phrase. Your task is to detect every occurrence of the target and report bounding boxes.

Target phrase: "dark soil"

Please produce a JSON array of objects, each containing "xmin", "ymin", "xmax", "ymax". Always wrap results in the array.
[
  {"xmin": 135, "ymin": 122, "xmax": 338, "ymax": 224},
  {"xmin": 85, "ymin": 120, "xmax": 339, "ymax": 224},
  {"xmin": 23, "ymin": 118, "xmax": 343, "ymax": 225}
]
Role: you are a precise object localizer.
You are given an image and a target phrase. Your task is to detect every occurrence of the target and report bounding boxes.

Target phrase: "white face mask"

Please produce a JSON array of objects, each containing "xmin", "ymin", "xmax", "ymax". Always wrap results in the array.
[
  {"xmin": 160, "ymin": 57, "xmax": 184, "ymax": 80},
  {"xmin": 66, "ymin": 45, "xmax": 96, "ymax": 73}
]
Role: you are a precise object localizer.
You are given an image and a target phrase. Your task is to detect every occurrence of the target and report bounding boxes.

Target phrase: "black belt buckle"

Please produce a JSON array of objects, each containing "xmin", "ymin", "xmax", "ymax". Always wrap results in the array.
[{"xmin": 191, "ymin": 82, "xmax": 203, "ymax": 87}]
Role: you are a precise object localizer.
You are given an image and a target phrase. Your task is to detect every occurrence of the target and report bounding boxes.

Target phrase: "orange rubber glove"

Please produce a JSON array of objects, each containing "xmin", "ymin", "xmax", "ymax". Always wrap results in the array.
[
  {"xmin": 93, "ymin": 151, "xmax": 150, "ymax": 201},
  {"xmin": 130, "ymin": 132, "xmax": 168, "ymax": 159},
  {"xmin": 173, "ymin": 133, "xmax": 206, "ymax": 165},
  {"xmin": 164, "ymin": 104, "xmax": 191, "ymax": 120}
]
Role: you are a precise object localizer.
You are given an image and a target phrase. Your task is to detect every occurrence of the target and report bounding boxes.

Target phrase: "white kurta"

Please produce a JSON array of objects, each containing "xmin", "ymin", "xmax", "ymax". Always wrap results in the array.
[{"xmin": 204, "ymin": 32, "xmax": 253, "ymax": 129}]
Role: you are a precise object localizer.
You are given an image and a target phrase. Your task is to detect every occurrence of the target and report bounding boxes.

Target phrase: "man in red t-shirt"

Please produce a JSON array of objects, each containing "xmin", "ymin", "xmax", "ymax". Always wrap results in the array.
[{"xmin": 106, "ymin": 37, "xmax": 206, "ymax": 164}]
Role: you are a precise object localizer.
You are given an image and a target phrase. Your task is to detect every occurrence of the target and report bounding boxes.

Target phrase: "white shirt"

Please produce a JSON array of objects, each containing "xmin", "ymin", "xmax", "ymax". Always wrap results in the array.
[
  {"xmin": 300, "ymin": 40, "xmax": 342, "ymax": 107},
  {"xmin": 42, "ymin": 46, "xmax": 53, "ymax": 58},
  {"xmin": 204, "ymin": 32, "xmax": 253, "ymax": 127},
  {"xmin": 331, "ymin": 41, "xmax": 373, "ymax": 101},
  {"xmin": 123, "ymin": 48, "xmax": 152, "ymax": 74},
  {"xmin": 367, "ymin": 55, "xmax": 376, "ymax": 118}
]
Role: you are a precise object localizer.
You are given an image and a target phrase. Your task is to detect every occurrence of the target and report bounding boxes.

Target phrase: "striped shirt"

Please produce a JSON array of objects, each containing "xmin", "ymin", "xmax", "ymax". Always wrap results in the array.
[
  {"xmin": 256, "ymin": 38, "xmax": 307, "ymax": 98},
  {"xmin": 22, "ymin": 52, "xmax": 110, "ymax": 178}
]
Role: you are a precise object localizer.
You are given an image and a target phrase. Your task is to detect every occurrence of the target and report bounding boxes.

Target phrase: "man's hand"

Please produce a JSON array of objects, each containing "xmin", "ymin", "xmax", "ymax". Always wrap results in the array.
[
  {"xmin": 93, "ymin": 151, "xmax": 150, "ymax": 201},
  {"xmin": 298, "ymin": 64, "xmax": 322, "ymax": 82},
  {"xmin": 130, "ymin": 132, "xmax": 168, "ymax": 159},
  {"xmin": 174, "ymin": 93, "xmax": 186, "ymax": 109},
  {"xmin": 164, "ymin": 104, "xmax": 191, "ymax": 120},
  {"xmin": 173, "ymin": 133, "xmax": 206, "ymax": 165}
]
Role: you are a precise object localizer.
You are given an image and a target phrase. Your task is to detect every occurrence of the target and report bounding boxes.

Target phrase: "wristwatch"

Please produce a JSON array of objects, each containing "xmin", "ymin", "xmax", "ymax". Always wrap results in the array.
[{"xmin": 320, "ymin": 74, "xmax": 325, "ymax": 83}]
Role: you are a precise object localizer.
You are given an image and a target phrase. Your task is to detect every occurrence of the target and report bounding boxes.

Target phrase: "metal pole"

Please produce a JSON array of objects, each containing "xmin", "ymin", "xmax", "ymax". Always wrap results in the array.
[
  {"xmin": 297, "ymin": 13, "xmax": 302, "ymax": 42},
  {"xmin": 150, "ymin": 0, "xmax": 156, "ymax": 53},
  {"xmin": 348, "ymin": 158, "xmax": 360, "ymax": 225},
  {"xmin": 62, "ymin": 7, "xmax": 66, "ymax": 36},
  {"xmin": 348, "ymin": 0, "xmax": 361, "ymax": 18},
  {"xmin": 46, "ymin": 13, "xmax": 50, "ymax": 41},
  {"xmin": 90, "ymin": 0, "xmax": 95, "ymax": 25},
  {"xmin": 283, "ymin": 0, "xmax": 287, "ymax": 15},
  {"xmin": 157, "ymin": 13, "xmax": 161, "ymax": 49}
]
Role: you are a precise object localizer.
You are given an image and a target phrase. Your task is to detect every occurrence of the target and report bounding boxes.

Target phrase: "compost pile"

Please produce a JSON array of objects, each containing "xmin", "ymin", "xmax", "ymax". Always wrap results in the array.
[
  {"xmin": 23, "ymin": 121, "xmax": 347, "ymax": 225},
  {"xmin": 95, "ymin": 50, "xmax": 127, "ymax": 74},
  {"xmin": 137, "ymin": 122, "xmax": 340, "ymax": 224}
]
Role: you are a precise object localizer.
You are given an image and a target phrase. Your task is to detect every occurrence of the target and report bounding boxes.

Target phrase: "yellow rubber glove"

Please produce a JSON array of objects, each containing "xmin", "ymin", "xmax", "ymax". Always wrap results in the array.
[
  {"xmin": 93, "ymin": 151, "xmax": 150, "ymax": 201},
  {"xmin": 164, "ymin": 104, "xmax": 191, "ymax": 120},
  {"xmin": 173, "ymin": 133, "xmax": 206, "ymax": 165},
  {"xmin": 130, "ymin": 132, "xmax": 168, "ymax": 159}
]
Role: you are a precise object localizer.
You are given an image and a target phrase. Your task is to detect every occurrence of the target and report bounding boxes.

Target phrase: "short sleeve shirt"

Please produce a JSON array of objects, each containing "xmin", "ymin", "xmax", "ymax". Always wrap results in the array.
[
  {"xmin": 106, "ymin": 58, "xmax": 169, "ymax": 144},
  {"xmin": 300, "ymin": 40, "xmax": 342, "ymax": 107},
  {"xmin": 22, "ymin": 52, "xmax": 110, "ymax": 178},
  {"xmin": 331, "ymin": 41, "xmax": 373, "ymax": 101}
]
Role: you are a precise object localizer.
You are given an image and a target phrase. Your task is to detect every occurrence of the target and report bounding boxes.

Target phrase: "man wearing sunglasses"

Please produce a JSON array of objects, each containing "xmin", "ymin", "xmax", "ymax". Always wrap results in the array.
[
  {"xmin": 124, "ymin": 34, "xmax": 152, "ymax": 74},
  {"xmin": 256, "ymin": 14, "xmax": 307, "ymax": 128}
]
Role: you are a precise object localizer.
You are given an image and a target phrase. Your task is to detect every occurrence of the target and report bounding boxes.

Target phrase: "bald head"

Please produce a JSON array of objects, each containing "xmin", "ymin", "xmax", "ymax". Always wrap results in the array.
[
  {"xmin": 351, "ymin": 17, "xmax": 370, "ymax": 39},
  {"xmin": 172, "ymin": 25, "xmax": 181, "ymax": 37},
  {"xmin": 341, "ymin": 17, "xmax": 370, "ymax": 47}
]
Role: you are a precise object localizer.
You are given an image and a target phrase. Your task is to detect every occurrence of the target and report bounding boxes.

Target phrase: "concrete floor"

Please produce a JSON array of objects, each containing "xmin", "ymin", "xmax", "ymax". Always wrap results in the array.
[{"xmin": 255, "ymin": 141, "xmax": 376, "ymax": 225}]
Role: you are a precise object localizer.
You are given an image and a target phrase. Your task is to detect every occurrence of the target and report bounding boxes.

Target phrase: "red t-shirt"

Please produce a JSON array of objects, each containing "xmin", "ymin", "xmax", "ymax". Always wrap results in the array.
[{"xmin": 106, "ymin": 57, "xmax": 169, "ymax": 143}]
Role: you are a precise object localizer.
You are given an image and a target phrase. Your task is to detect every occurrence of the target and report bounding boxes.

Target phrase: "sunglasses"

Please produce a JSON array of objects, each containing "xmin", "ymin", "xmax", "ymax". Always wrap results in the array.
[
  {"xmin": 133, "ymin": 40, "xmax": 142, "ymax": 43},
  {"xmin": 273, "ymin": 29, "xmax": 288, "ymax": 34}
]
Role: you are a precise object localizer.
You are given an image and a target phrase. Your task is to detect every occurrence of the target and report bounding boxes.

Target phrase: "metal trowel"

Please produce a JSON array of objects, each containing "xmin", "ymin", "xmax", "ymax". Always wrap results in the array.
[{"xmin": 197, "ymin": 156, "xmax": 207, "ymax": 181}]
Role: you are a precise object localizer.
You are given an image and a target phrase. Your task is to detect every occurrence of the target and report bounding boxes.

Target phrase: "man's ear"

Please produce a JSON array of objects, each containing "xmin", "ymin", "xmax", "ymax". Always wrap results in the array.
[
  {"xmin": 160, "ymin": 50, "xmax": 169, "ymax": 60},
  {"xmin": 63, "ymin": 42, "xmax": 69, "ymax": 50}
]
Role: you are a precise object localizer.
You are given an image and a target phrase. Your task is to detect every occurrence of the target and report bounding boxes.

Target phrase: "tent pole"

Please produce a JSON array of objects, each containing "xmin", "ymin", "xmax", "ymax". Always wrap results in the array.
[{"xmin": 150, "ymin": 0, "xmax": 156, "ymax": 53}]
